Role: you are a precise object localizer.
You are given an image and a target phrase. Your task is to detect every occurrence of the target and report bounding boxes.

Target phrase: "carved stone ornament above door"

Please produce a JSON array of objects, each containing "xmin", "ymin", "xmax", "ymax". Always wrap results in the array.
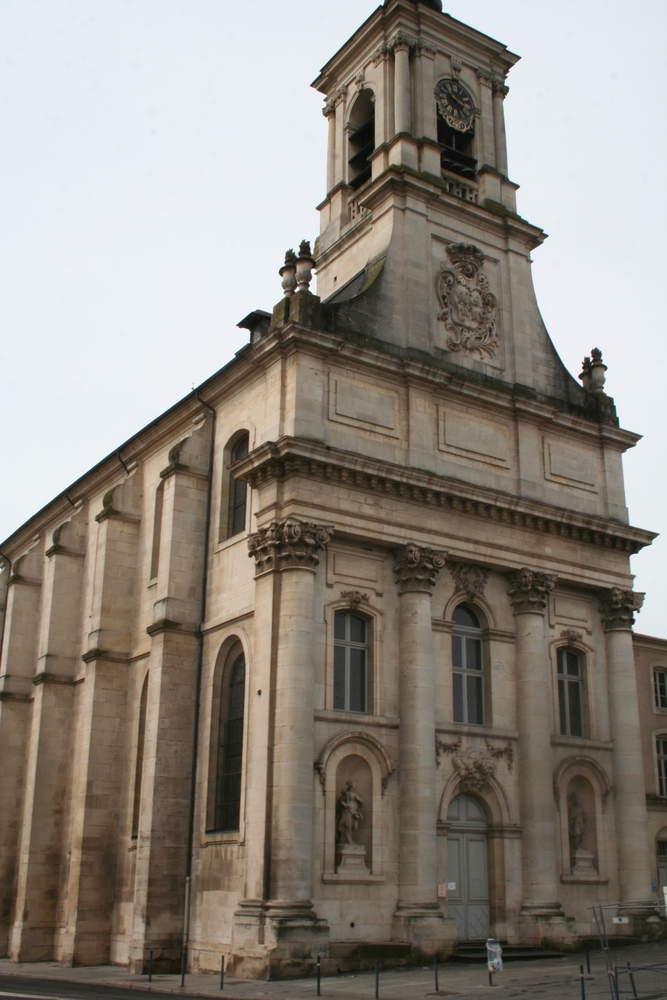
[{"xmin": 437, "ymin": 243, "xmax": 498, "ymax": 360}]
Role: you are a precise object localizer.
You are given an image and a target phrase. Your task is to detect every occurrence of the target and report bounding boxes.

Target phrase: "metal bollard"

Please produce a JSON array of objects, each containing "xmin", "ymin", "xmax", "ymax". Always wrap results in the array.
[
  {"xmin": 580, "ymin": 963, "xmax": 586, "ymax": 1000},
  {"xmin": 434, "ymin": 954, "xmax": 439, "ymax": 993},
  {"xmin": 489, "ymin": 969, "xmax": 493, "ymax": 987},
  {"xmin": 375, "ymin": 958, "xmax": 379, "ymax": 999},
  {"xmin": 220, "ymin": 955, "xmax": 224, "ymax": 990},
  {"xmin": 317, "ymin": 955, "xmax": 321, "ymax": 996},
  {"xmin": 148, "ymin": 950, "xmax": 153, "ymax": 983},
  {"xmin": 585, "ymin": 940, "xmax": 590, "ymax": 974},
  {"xmin": 180, "ymin": 949, "xmax": 186, "ymax": 988}
]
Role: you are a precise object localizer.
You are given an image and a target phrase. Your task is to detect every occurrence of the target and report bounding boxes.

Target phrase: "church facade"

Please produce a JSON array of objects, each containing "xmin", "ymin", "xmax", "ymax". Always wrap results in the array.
[{"xmin": 0, "ymin": 0, "xmax": 662, "ymax": 979}]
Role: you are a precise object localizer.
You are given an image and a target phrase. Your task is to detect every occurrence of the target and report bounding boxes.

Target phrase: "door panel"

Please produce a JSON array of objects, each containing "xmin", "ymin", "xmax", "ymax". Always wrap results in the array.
[
  {"xmin": 446, "ymin": 794, "xmax": 490, "ymax": 940},
  {"xmin": 447, "ymin": 834, "xmax": 465, "ymax": 938}
]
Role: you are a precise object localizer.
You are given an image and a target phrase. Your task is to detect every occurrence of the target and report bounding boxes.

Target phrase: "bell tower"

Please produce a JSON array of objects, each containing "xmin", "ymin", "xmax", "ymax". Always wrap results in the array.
[{"xmin": 311, "ymin": 0, "xmax": 580, "ymax": 404}]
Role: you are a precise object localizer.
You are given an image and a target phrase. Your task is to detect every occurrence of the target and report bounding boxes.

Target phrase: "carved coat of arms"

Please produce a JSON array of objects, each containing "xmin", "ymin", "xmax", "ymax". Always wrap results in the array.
[{"xmin": 437, "ymin": 243, "xmax": 498, "ymax": 360}]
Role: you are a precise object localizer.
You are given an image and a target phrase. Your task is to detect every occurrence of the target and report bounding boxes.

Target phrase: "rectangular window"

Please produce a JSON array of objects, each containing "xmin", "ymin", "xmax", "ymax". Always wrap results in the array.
[
  {"xmin": 658, "ymin": 738, "xmax": 667, "ymax": 798},
  {"xmin": 333, "ymin": 611, "xmax": 368, "ymax": 713},
  {"xmin": 655, "ymin": 671, "xmax": 667, "ymax": 710},
  {"xmin": 452, "ymin": 633, "xmax": 483, "ymax": 726},
  {"xmin": 557, "ymin": 648, "xmax": 584, "ymax": 737}
]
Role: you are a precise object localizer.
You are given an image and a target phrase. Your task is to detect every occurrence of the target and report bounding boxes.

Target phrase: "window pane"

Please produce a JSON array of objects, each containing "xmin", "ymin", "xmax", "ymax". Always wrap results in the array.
[
  {"xmin": 566, "ymin": 651, "xmax": 580, "ymax": 677},
  {"xmin": 656, "ymin": 671, "xmax": 667, "ymax": 710},
  {"xmin": 230, "ymin": 479, "xmax": 247, "ymax": 535},
  {"xmin": 453, "ymin": 672, "xmax": 464, "ymax": 723},
  {"xmin": 558, "ymin": 678, "xmax": 568, "ymax": 735},
  {"xmin": 452, "ymin": 635, "xmax": 463, "ymax": 669},
  {"xmin": 557, "ymin": 648, "xmax": 566, "ymax": 675},
  {"xmin": 453, "ymin": 605, "xmax": 480, "ymax": 629},
  {"xmin": 334, "ymin": 612, "xmax": 346, "ymax": 641},
  {"xmin": 333, "ymin": 646, "xmax": 346, "ymax": 710},
  {"xmin": 568, "ymin": 680, "xmax": 583, "ymax": 737},
  {"xmin": 349, "ymin": 648, "xmax": 366, "ymax": 713},
  {"xmin": 467, "ymin": 673, "xmax": 484, "ymax": 726},
  {"xmin": 466, "ymin": 637, "xmax": 482, "ymax": 671},
  {"xmin": 231, "ymin": 434, "xmax": 249, "ymax": 462},
  {"xmin": 349, "ymin": 614, "xmax": 366, "ymax": 644}
]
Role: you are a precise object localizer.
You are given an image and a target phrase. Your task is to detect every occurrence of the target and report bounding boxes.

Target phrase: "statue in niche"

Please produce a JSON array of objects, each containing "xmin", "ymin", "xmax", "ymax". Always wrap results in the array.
[
  {"xmin": 336, "ymin": 781, "xmax": 364, "ymax": 845},
  {"xmin": 568, "ymin": 792, "xmax": 588, "ymax": 852}
]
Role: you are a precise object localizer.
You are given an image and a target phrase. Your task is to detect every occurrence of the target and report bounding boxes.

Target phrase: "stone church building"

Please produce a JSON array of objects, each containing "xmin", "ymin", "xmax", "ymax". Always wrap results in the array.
[{"xmin": 0, "ymin": 0, "xmax": 663, "ymax": 979}]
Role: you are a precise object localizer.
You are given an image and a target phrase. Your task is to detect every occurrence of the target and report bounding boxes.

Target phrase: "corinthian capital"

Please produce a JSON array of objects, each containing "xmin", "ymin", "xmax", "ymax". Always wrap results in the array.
[
  {"xmin": 393, "ymin": 543, "xmax": 446, "ymax": 594},
  {"xmin": 507, "ymin": 568, "xmax": 556, "ymax": 615},
  {"xmin": 599, "ymin": 588, "xmax": 644, "ymax": 632},
  {"xmin": 248, "ymin": 518, "xmax": 333, "ymax": 576}
]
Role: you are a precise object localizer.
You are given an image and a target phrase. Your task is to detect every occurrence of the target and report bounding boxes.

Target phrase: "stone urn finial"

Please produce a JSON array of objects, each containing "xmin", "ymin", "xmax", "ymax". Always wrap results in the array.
[
  {"xmin": 589, "ymin": 347, "xmax": 607, "ymax": 393},
  {"xmin": 279, "ymin": 249, "xmax": 297, "ymax": 297},
  {"xmin": 295, "ymin": 240, "xmax": 315, "ymax": 293}
]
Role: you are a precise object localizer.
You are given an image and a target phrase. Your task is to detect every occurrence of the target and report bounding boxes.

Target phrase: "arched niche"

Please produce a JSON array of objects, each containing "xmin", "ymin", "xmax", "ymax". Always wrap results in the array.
[
  {"xmin": 553, "ymin": 755, "xmax": 612, "ymax": 884},
  {"xmin": 316, "ymin": 732, "xmax": 393, "ymax": 882}
]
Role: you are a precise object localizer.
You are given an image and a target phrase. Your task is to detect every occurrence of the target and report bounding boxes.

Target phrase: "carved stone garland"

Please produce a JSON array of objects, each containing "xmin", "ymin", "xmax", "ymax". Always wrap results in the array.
[
  {"xmin": 447, "ymin": 560, "xmax": 489, "ymax": 602},
  {"xmin": 340, "ymin": 590, "xmax": 370, "ymax": 610},
  {"xmin": 437, "ymin": 243, "xmax": 498, "ymax": 360},
  {"xmin": 393, "ymin": 543, "xmax": 446, "ymax": 593},
  {"xmin": 507, "ymin": 568, "xmax": 556, "ymax": 615},
  {"xmin": 247, "ymin": 517, "xmax": 333, "ymax": 575},
  {"xmin": 435, "ymin": 735, "xmax": 513, "ymax": 793},
  {"xmin": 599, "ymin": 588, "xmax": 644, "ymax": 632}
]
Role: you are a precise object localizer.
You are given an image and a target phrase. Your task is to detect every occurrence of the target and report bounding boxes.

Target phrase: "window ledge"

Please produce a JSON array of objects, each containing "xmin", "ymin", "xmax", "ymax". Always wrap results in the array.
[
  {"xmin": 315, "ymin": 709, "xmax": 399, "ymax": 729},
  {"xmin": 214, "ymin": 532, "xmax": 248, "ymax": 555},
  {"xmin": 561, "ymin": 874, "xmax": 609, "ymax": 884},
  {"xmin": 201, "ymin": 833, "xmax": 243, "ymax": 847},
  {"xmin": 551, "ymin": 735, "xmax": 613, "ymax": 751}
]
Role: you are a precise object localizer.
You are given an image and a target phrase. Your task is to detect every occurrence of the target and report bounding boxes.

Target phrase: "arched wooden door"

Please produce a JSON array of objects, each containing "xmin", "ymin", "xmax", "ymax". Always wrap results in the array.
[{"xmin": 447, "ymin": 793, "xmax": 490, "ymax": 940}]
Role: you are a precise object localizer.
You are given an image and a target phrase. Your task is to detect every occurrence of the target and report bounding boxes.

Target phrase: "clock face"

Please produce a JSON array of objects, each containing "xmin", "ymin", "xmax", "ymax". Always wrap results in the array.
[{"xmin": 435, "ymin": 79, "xmax": 476, "ymax": 132}]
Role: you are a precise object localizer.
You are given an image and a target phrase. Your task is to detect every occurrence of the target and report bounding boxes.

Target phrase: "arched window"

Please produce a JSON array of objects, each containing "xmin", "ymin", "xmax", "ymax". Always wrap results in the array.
[
  {"xmin": 334, "ymin": 611, "xmax": 368, "ymax": 713},
  {"xmin": 452, "ymin": 605, "xmax": 484, "ymax": 726},
  {"xmin": 131, "ymin": 673, "xmax": 149, "ymax": 838},
  {"xmin": 228, "ymin": 433, "xmax": 249, "ymax": 537},
  {"xmin": 212, "ymin": 649, "xmax": 246, "ymax": 832},
  {"xmin": 149, "ymin": 481, "xmax": 164, "ymax": 580},
  {"xmin": 348, "ymin": 89, "xmax": 375, "ymax": 190},
  {"xmin": 557, "ymin": 648, "xmax": 584, "ymax": 737}
]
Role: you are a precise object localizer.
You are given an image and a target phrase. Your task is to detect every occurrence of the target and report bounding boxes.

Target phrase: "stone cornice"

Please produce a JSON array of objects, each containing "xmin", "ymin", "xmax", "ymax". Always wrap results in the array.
[{"xmin": 235, "ymin": 437, "xmax": 655, "ymax": 557}]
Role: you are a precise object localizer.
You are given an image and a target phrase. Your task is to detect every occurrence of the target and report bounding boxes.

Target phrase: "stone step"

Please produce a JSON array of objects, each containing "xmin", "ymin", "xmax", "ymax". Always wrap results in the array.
[{"xmin": 451, "ymin": 941, "xmax": 565, "ymax": 963}]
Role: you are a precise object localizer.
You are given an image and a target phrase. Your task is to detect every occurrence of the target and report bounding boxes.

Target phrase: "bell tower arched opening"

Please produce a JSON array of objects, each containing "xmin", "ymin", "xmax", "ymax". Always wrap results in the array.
[{"xmin": 348, "ymin": 89, "xmax": 375, "ymax": 190}]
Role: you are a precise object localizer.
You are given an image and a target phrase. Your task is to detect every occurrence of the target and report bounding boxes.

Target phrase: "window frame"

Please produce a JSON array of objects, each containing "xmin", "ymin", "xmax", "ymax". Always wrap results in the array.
[
  {"xmin": 333, "ymin": 610, "xmax": 369, "ymax": 715},
  {"xmin": 206, "ymin": 640, "xmax": 248, "ymax": 837},
  {"xmin": 657, "ymin": 735, "xmax": 667, "ymax": 798},
  {"xmin": 218, "ymin": 430, "xmax": 252, "ymax": 544},
  {"xmin": 655, "ymin": 669, "xmax": 667, "ymax": 711},
  {"xmin": 451, "ymin": 604, "xmax": 485, "ymax": 727},
  {"xmin": 557, "ymin": 647, "xmax": 585, "ymax": 738}
]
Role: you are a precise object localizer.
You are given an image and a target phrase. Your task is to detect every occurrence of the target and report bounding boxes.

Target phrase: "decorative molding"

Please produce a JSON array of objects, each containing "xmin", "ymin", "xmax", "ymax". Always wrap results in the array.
[
  {"xmin": 435, "ymin": 734, "xmax": 462, "ymax": 765},
  {"xmin": 437, "ymin": 244, "xmax": 498, "ymax": 360},
  {"xmin": 389, "ymin": 29, "xmax": 417, "ymax": 53},
  {"xmin": 507, "ymin": 568, "xmax": 557, "ymax": 615},
  {"xmin": 372, "ymin": 43, "xmax": 389, "ymax": 66},
  {"xmin": 560, "ymin": 628, "xmax": 584, "ymax": 645},
  {"xmin": 476, "ymin": 68, "xmax": 494, "ymax": 86},
  {"xmin": 485, "ymin": 739, "xmax": 514, "ymax": 773},
  {"xmin": 238, "ymin": 439, "xmax": 653, "ymax": 557},
  {"xmin": 417, "ymin": 37, "xmax": 437, "ymax": 59},
  {"xmin": 247, "ymin": 518, "xmax": 333, "ymax": 576},
  {"xmin": 450, "ymin": 58, "xmax": 462, "ymax": 79},
  {"xmin": 340, "ymin": 590, "xmax": 370, "ymax": 610},
  {"xmin": 393, "ymin": 543, "xmax": 446, "ymax": 594},
  {"xmin": 447, "ymin": 560, "xmax": 489, "ymax": 601},
  {"xmin": 599, "ymin": 588, "xmax": 644, "ymax": 632},
  {"xmin": 492, "ymin": 79, "xmax": 509, "ymax": 98}
]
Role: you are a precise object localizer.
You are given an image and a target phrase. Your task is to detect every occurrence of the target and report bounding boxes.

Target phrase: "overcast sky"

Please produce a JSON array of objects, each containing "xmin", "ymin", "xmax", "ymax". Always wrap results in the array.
[{"xmin": 1, "ymin": 0, "xmax": 665, "ymax": 636}]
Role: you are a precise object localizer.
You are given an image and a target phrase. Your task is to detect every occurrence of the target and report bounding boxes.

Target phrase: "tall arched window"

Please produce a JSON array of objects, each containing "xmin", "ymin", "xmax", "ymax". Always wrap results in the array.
[
  {"xmin": 348, "ymin": 89, "xmax": 375, "ymax": 190},
  {"xmin": 131, "ymin": 673, "xmax": 149, "ymax": 838},
  {"xmin": 452, "ymin": 605, "xmax": 484, "ymax": 726},
  {"xmin": 557, "ymin": 648, "xmax": 584, "ymax": 737},
  {"xmin": 334, "ymin": 611, "xmax": 368, "ymax": 713},
  {"xmin": 213, "ymin": 649, "xmax": 246, "ymax": 832},
  {"xmin": 228, "ymin": 434, "xmax": 249, "ymax": 537},
  {"xmin": 149, "ymin": 482, "xmax": 164, "ymax": 580}
]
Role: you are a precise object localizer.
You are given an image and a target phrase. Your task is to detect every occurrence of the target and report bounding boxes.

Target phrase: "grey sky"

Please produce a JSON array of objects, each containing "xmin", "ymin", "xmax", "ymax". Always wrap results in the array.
[{"xmin": 1, "ymin": 1, "xmax": 665, "ymax": 636}]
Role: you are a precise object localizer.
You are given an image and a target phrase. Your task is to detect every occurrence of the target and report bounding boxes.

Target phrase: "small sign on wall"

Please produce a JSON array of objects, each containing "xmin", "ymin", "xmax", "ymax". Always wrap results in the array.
[
  {"xmin": 437, "ymin": 884, "xmax": 447, "ymax": 898},
  {"xmin": 612, "ymin": 917, "xmax": 629, "ymax": 925},
  {"xmin": 448, "ymin": 882, "xmax": 457, "ymax": 891}
]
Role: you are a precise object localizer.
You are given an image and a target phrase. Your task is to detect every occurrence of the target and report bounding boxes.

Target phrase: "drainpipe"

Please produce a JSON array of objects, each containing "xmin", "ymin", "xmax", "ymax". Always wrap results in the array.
[
  {"xmin": 182, "ymin": 390, "xmax": 216, "ymax": 971},
  {"xmin": 0, "ymin": 550, "xmax": 10, "ymax": 668}
]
